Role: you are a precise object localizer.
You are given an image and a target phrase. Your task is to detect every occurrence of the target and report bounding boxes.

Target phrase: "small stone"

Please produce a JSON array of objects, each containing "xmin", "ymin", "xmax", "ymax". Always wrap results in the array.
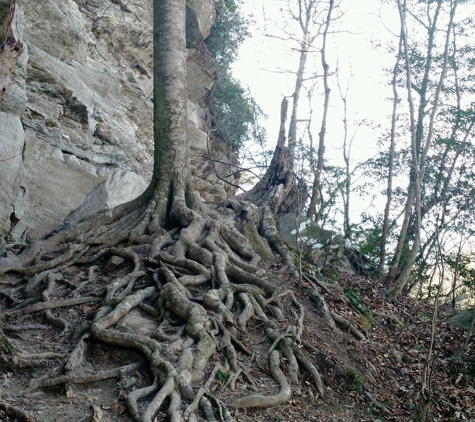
[{"xmin": 103, "ymin": 255, "xmax": 125, "ymax": 273}]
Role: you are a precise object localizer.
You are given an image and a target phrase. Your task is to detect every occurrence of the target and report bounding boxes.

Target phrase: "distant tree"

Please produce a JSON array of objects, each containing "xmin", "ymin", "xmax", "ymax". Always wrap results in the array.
[
  {"xmin": 386, "ymin": 0, "xmax": 460, "ymax": 300},
  {"xmin": 307, "ymin": 0, "xmax": 335, "ymax": 219}
]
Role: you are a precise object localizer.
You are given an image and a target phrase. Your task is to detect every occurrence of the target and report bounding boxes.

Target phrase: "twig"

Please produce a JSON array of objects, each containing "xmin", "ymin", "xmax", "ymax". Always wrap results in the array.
[
  {"xmin": 184, "ymin": 364, "xmax": 220, "ymax": 419},
  {"xmin": 364, "ymin": 391, "xmax": 391, "ymax": 414}
]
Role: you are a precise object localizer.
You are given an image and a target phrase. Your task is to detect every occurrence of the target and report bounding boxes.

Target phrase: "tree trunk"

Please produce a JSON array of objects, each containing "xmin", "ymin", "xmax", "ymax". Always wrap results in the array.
[
  {"xmin": 379, "ymin": 34, "xmax": 402, "ymax": 275},
  {"xmin": 287, "ymin": 40, "xmax": 309, "ymax": 168},
  {"xmin": 387, "ymin": 0, "xmax": 442, "ymax": 284},
  {"xmin": 149, "ymin": 0, "xmax": 192, "ymax": 223},
  {"xmin": 307, "ymin": 0, "xmax": 334, "ymax": 219},
  {"xmin": 0, "ymin": 2, "xmax": 330, "ymax": 420},
  {"xmin": 387, "ymin": 0, "xmax": 458, "ymax": 300}
]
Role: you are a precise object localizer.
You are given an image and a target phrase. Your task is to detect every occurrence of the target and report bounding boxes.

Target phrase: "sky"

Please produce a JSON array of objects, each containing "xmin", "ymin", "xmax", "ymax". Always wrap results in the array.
[
  {"xmin": 233, "ymin": 0, "xmax": 399, "ymax": 155},
  {"xmin": 231, "ymin": 0, "xmax": 402, "ymax": 217},
  {"xmin": 229, "ymin": 0, "xmax": 475, "ymax": 267}
]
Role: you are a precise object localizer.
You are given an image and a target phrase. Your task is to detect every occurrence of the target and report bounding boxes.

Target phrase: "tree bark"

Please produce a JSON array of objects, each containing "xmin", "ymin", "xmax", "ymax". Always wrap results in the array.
[
  {"xmin": 387, "ymin": 0, "xmax": 459, "ymax": 300},
  {"xmin": 387, "ymin": 0, "xmax": 442, "ymax": 281},
  {"xmin": 307, "ymin": 0, "xmax": 334, "ymax": 219},
  {"xmin": 379, "ymin": 34, "xmax": 402, "ymax": 275},
  {"xmin": 287, "ymin": 41, "xmax": 308, "ymax": 168},
  {"xmin": 149, "ymin": 0, "xmax": 192, "ymax": 224}
]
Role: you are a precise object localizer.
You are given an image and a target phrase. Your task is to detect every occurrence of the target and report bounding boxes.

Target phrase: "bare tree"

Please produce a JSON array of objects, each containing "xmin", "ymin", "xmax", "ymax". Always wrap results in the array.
[
  {"xmin": 378, "ymin": 35, "xmax": 403, "ymax": 275},
  {"xmin": 386, "ymin": 0, "xmax": 459, "ymax": 299},
  {"xmin": 307, "ymin": 0, "xmax": 334, "ymax": 219}
]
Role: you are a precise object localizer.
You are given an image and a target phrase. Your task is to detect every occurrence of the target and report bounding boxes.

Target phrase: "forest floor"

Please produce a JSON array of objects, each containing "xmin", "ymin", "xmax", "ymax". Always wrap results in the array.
[{"xmin": 1, "ymin": 251, "xmax": 474, "ymax": 422}]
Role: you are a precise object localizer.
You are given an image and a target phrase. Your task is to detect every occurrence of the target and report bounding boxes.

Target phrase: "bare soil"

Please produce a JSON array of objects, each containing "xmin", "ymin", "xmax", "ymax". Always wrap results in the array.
[{"xmin": 1, "ymin": 253, "xmax": 474, "ymax": 422}]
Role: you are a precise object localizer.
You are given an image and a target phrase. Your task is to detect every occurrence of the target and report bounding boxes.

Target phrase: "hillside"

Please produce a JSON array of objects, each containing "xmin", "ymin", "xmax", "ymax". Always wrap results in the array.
[
  {"xmin": 1, "ymin": 252, "xmax": 474, "ymax": 422},
  {"xmin": 1, "ymin": 1, "xmax": 475, "ymax": 421}
]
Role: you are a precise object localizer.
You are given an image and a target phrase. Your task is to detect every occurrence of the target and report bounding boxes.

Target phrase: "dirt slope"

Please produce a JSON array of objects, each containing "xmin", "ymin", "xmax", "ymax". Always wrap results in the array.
[{"xmin": 1, "ymin": 253, "xmax": 474, "ymax": 422}]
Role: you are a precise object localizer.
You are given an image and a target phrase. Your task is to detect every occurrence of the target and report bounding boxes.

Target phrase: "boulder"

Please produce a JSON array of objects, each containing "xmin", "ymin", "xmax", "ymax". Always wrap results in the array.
[
  {"xmin": 278, "ymin": 213, "xmax": 375, "ymax": 274},
  {"xmin": 447, "ymin": 308, "xmax": 475, "ymax": 331}
]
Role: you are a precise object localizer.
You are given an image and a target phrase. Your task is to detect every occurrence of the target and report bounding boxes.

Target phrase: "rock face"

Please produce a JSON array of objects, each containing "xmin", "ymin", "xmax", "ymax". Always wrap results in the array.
[
  {"xmin": 278, "ymin": 213, "xmax": 375, "ymax": 274},
  {"xmin": 447, "ymin": 308, "xmax": 475, "ymax": 331},
  {"xmin": 0, "ymin": 0, "xmax": 232, "ymax": 242}
]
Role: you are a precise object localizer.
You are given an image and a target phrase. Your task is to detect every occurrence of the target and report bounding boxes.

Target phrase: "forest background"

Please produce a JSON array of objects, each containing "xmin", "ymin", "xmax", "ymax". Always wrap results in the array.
[{"xmin": 227, "ymin": 0, "xmax": 475, "ymax": 305}]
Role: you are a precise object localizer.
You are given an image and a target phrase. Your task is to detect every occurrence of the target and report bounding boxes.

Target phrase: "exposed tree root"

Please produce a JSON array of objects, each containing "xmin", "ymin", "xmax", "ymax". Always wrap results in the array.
[
  {"xmin": 29, "ymin": 362, "xmax": 144, "ymax": 390},
  {"xmin": 0, "ymin": 1, "xmax": 353, "ymax": 417},
  {"xmin": 0, "ymin": 400, "xmax": 34, "ymax": 422},
  {"xmin": 364, "ymin": 390, "xmax": 391, "ymax": 414},
  {"xmin": 230, "ymin": 350, "xmax": 291, "ymax": 409},
  {"xmin": 0, "ymin": 171, "xmax": 334, "ymax": 421},
  {"xmin": 330, "ymin": 311, "xmax": 366, "ymax": 341},
  {"xmin": 5, "ymin": 296, "xmax": 102, "ymax": 318}
]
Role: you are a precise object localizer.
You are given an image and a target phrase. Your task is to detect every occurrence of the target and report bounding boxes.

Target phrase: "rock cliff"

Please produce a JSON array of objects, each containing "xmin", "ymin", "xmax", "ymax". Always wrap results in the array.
[{"xmin": 0, "ymin": 0, "xmax": 233, "ymax": 243}]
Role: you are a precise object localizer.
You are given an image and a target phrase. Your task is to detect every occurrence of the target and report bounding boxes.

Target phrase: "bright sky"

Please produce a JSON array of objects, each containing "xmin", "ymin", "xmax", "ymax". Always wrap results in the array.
[
  {"xmin": 232, "ymin": 0, "xmax": 401, "ymax": 215},
  {"xmin": 233, "ymin": 0, "xmax": 398, "ymax": 136}
]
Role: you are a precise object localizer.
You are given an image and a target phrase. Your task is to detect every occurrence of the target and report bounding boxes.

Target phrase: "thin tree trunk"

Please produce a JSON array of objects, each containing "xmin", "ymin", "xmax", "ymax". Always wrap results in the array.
[
  {"xmin": 341, "ymin": 81, "xmax": 351, "ymax": 238},
  {"xmin": 387, "ymin": 0, "xmax": 442, "ymax": 281},
  {"xmin": 387, "ymin": 0, "xmax": 420, "ymax": 298},
  {"xmin": 307, "ymin": 0, "xmax": 334, "ymax": 219},
  {"xmin": 287, "ymin": 0, "xmax": 322, "ymax": 169},
  {"xmin": 288, "ymin": 40, "xmax": 309, "ymax": 167},
  {"xmin": 379, "ymin": 34, "xmax": 403, "ymax": 275},
  {"xmin": 387, "ymin": 0, "xmax": 459, "ymax": 300}
]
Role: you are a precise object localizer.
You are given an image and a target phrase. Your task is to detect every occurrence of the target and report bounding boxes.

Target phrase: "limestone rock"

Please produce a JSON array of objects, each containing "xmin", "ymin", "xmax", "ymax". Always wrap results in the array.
[
  {"xmin": 447, "ymin": 308, "xmax": 475, "ymax": 331},
  {"xmin": 103, "ymin": 255, "xmax": 126, "ymax": 274},
  {"xmin": 0, "ymin": 0, "xmax": 236, "ymax": 242},
  {"xmin": 117, "ymin": 308, "xmax": 159, "ymax": 336},
  {"xmin": 0, "ymin": 113, "xmax": 24, "ymax": 237},
  {"xmin": 186, "ymin": 0, "xmax": 216, "ymax": 47}
]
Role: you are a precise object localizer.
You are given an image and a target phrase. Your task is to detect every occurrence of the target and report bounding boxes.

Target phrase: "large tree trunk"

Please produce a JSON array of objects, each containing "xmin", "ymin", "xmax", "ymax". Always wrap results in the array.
[
  {"xmin": 0, "ymin": 1, "xmax": 329, "ymax": 420},
  {"xmin": 238, "ymin": 98, "xmax": 299, "ymax": 214},
  {"xmin": 149, "ymin": 0, "xmax": 191, "ymax": 222}
]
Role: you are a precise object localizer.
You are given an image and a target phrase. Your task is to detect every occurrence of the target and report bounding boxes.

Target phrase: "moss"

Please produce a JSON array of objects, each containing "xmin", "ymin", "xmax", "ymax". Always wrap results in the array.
[
  {"xmin": 0, "ymin": 337, "xmax": 14, "ymax": 355},
  {"xmin": 243, "ymin": 221, "xmax": 272, "ymax": 260},
  {"xmin": 343, "ymin": 288, "xmax": 373, "ymax": 330},
  {"xmin": 350, "ymin": 371, "xmax": 364, "ymax": 394},
  {"xmin": 288, "ymin": 341, "xmax": 298, "ymax": 353},
  {"xmin": 185, "ymin": 179, "xmax": 198, "ymax": 210},
  {"xmin": 216, "ymin": 369, "xmax": 228, "ymax": 383},
  {"xmin": 359, "ymin": 314, "xmax": 372, "ymax": 331},
  {"xmin": 344, "ymin": 287, "xmax": 360, "ymax": 308}
]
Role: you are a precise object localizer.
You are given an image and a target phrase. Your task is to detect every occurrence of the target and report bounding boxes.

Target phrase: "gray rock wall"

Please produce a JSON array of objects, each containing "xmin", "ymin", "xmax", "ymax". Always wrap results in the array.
[{"xmin": 0, "ymin": 0, "xmax": 231, "ymax": 242}]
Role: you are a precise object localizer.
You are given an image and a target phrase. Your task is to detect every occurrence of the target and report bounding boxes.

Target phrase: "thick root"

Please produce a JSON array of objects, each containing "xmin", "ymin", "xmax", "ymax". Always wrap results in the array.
[
  {"xmin": 0, "ymin": 192, "xmax": 333, "ymax": 421},
  {"xmin": 0, "ymin": 401, "xmax": 34, "ymax": 422},
  {"xmin": 230, "ymin": 350, "xmax": 291, "ymax": 409}
]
